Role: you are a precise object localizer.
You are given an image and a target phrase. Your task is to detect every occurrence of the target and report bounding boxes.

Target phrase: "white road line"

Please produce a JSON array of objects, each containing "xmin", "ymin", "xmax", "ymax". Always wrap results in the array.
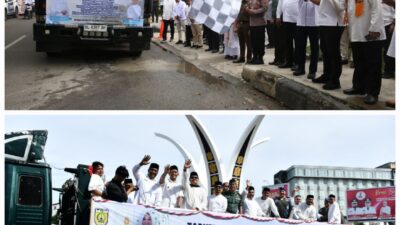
[{"xmin": 5, "ymin": 35, "xmax": 27, "ymax": 50}]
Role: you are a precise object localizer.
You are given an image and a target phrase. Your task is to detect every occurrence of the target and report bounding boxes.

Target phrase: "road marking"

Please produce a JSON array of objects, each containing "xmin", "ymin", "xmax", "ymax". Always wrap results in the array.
[{"xmin": 5, "ymin": 35, "xmax": 27, "ymax": 50}]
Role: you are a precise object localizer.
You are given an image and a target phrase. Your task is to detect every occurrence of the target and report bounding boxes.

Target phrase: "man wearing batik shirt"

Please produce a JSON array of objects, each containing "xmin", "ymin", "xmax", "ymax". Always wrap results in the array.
[
  {"xmin": 208, "ymin": 181, "xmax": 228, "ymax": 212},
  {"xmin": 256, "ymin": 187, "xmax": 280, "ymax": 217},
  {"xmin": 159, "ymin": 165, "xmax": 184, "ymax": 208},
  {"xmin": 131, "ymin": 155, "xmax": 162, "ymax": 206},
  {"xmin": 182, "ymin": 159, "xmax": 208, "ymax": 210},
  {"xmin": 343, "ymin": 0, "xmax": 386, "ymax": 104}
]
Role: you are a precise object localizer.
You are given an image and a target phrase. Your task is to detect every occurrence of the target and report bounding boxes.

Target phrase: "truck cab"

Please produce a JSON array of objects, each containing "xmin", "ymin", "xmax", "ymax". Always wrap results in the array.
[
  {"xmin": 33, "ymin": 0, "xmax": 153, "ymax": 56},
  {"xmin": 5, "ymin": 131, "xmax": 52, "ymax": 225}
]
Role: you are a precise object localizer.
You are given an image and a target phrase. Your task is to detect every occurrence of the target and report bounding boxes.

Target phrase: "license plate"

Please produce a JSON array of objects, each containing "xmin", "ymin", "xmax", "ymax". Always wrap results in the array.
[{"xmin": 84, "ymin": 25, "xmax": 107, "ymax": 32}]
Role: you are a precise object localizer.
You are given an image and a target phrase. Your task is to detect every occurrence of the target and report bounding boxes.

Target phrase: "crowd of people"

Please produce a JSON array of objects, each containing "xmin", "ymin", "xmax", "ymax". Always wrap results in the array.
[
  {"xmin": 152, "ymin": 0, "xmax": 395, "ymax": 105},
  {"xmin": 88, "ymin": 155, "xmax": 346, "ymax": 223}
]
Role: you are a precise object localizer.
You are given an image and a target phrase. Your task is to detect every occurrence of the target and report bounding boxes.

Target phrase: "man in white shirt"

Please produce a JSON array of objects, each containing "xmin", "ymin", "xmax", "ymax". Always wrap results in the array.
[
  {"xmin": 298, "ymin": 195, "xmax": 318, "ymax": 222},
  {"xmin": 88, "ymin": 161, "xmax": 106, "ymax": 200},
  {"xmin": 130, "ymin": 155, "xmax": 162, "ymax": 206},
  {"xmin": 381, "ymin": 0, "xmax": 395, "ymax": 79},
  {"xmin": 256, "ymin": 187, "xmax": 280, "ymax": 217},
  {"xmin": 276, "ymin": 0, "xmax": 299, "ymax": 68},
  {"xmin": 362, "ymin": 198, "xmax": 377, "ymax": 216},
  {"xmin": 242, "ymin": 183, "xmax": 265, "ymax": 217},
  {"xmin": 347, "ymin": 199, "xmax": 363, "ymax": 216},
  {"xmin": 173, "ymin": 0, "xmax": 187, "ymax": 44},
  {"xmin": 182, "ymin": 159, "xmax": 208, "ymax": 211},
  {"xmin": 379, "ymin": 200, "xmax": 391, "ymax": 218},
  {"xmin": 327, "ymin": 194, "xmax": 341, "ymax": 224},
  {"xmin": 293, "ymin": 0, "xmax": 319, "ymax": 79},
  {"xmin": 159, "ymin": 164, "xmax": 184, "ymax": 208},
  {"xmin": 208, "ymin": 181, "xmax": 228, "ymax": 213},
  {"xmin": 162, "ymin": 0, "xmax": 176, "ymax": 42},
  {"xmin": 310, "ymin": 0, "xmax": 345, "ymax": 91},
  {"xmin": 343, "ymin": 0, "xmax": 386, "ymax": 105},
  {"xmin": 289, "ymin": 195, "xmax": 302, "ymax": 219}
]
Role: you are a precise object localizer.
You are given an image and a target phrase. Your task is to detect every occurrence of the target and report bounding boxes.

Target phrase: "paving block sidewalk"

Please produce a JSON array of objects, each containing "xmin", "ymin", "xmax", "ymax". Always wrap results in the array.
[{"xmin": 150, "ymin": 23, "xmax": 395, "ymax": 110}]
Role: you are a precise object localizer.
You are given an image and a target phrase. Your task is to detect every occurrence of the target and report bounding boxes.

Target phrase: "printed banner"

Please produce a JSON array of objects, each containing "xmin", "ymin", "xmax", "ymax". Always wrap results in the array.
[
  {"xmin": 90, "ymin": 200, "xmax": 327, "ymax": 225},
  {"xmin": 346, "ymin": 186, "xmax": 395, "ymax": 221},
  {"xmin": 46, "ymin": 0, "xmax": 144, "ymax": 26},
  {"xmin": 263, "ymin": 183, "xmax": 289, "ymax": 198}
]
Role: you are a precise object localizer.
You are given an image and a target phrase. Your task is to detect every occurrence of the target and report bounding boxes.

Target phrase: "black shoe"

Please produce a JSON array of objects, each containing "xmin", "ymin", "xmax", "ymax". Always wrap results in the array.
[
  {"xmin": 184, "ymin": 43, "xmax": 191, "ymax": 47},
  {"xmin": 224, "ymin": 55, "xmax": 230, "ymax": 59},
  {"xmin": 278, "ymin": 63, "xmax": 293, "ymax": 68},
  {"xmin": 291, "ymin": 65, "xmax": 298, "ymax": 71},
  {"xmin": 212, "ymin": 49, "xmax": 219, "ymax": 53},
  {"xmin": 364, "ymin": 94, "xmax": 378, "ymax": 105},
  {"xmin": 343, "ymin": 88, "xmax": 365, "ymax": 95},
  {"xmin": 268, "ymin": 60, "xmax": 277, "ymax": 65},
  {"xmin": 307, "ymin": 72, "xmax": 316, "ymax": 79},
  {"xmin": 322, "ymin": 82, "xmax": 341, "ymax": 90},
  {"xmin": 196, "ymin": 45, "xmax": 203, "ymax": 49},
  {"xmin": 293, "ymin": 70, "xmax": 305, "ymax": 76},
  {"xmin": 176, "ymin": 40, "xmax": 183, "ymax": 44},
  {"xmin": 266, "ymin": 44, "xmax": 275, "ymax": 49},
  {"xmin": 233, "ymin": 58, "xmax": 245, "ymax": 63},
  {"xmin": 205, "ymin": 48, "xmax": 212, "ymax": 51},
  {"xmin": 382, "ymin": 72, "xmax": 395, "ymax": 79},
  {"xmin": 191, "ymin": 45, "xmax": 197, "ymax": 48},
  {"xmin": 247, "ymin": 57, "xmax": 256, "ymax": 64},
  {"xmin": 341, "ymin": 59, "xmax": 349, "ymax": 65},
  {"xmin": 312, "ymin": 75, "xmax": 328, "ymax": 83}
]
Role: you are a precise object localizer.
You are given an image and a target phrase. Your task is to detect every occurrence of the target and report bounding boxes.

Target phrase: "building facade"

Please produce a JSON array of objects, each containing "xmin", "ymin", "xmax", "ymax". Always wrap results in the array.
[{"xmin": 274, "ymin": 163, "xmax": 395, "ymax": 216}]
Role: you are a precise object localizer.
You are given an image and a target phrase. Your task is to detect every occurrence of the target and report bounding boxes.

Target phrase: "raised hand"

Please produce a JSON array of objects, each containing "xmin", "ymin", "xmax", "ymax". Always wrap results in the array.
[
  {"xmin": 183, "ymin": 159, "xmax": 192, "ymax": 171},
  {"xmin": 246, "ymin": 179, "xmax": 252, "ymax": 187},
  {"xmin": 140, "ymin": 155, "xmax": 151, "ymax": 166},
  {"xmin": 163, "ymin": 164, "xmax": 170, "ymax": 174}
]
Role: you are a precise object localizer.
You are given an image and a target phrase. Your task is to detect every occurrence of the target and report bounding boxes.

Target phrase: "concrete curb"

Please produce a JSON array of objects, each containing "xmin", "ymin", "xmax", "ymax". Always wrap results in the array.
[
  {"xmin": 150, "ymin": 23, "xmax": 394, "ymax": 110},
  {"xmin": 242, "ymin": 67, "xmax": 390, "ymax": 110}
]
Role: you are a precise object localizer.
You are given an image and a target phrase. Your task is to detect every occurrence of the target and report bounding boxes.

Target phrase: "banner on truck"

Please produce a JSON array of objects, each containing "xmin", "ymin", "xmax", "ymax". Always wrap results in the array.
[
  {"xmin": 46, "ymin": 0, "xmax": 144, "ymax": 27},
  {"xmin": 90, "ymin": 200, "xmax": 326, "ymax": 225},
  {"xmin": 346, "ymin": 186, "xmax": 395, "ymax": 221}
]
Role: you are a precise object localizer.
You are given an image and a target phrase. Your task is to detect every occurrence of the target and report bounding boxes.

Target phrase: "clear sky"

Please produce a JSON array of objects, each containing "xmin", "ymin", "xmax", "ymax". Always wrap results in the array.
[{"xmin": 5, "ymin": 114, "xmax": 395, "ymax": 204}]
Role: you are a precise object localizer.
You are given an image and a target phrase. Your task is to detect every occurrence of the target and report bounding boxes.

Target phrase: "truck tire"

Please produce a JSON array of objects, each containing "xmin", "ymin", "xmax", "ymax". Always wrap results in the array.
[{"xmin": 131, "ymin": 51, "xmax": 142, "ymax": 57}]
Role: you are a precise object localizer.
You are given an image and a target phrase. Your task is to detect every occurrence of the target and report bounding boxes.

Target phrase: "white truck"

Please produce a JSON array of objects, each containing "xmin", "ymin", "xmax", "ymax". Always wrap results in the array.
[{"xmin": 33, "ymin": 0, "xmax": 153, "ymax": 56}]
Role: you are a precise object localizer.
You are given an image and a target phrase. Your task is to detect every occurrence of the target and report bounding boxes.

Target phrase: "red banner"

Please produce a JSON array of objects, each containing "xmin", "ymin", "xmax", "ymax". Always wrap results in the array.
[
  {"xmin": 346, "ymin": 186, "xmax": 395, "ymax": 221},
  {"xmin": 264, "ymin": 183, "xmax": 289, "ymax": 198}
]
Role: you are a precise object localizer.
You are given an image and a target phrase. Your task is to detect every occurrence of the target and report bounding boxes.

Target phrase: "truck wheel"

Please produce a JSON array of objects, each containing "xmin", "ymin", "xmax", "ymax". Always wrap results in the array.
[{"xmin": 131, "ymin": 51, "xmax": 142, "ymax": 57}]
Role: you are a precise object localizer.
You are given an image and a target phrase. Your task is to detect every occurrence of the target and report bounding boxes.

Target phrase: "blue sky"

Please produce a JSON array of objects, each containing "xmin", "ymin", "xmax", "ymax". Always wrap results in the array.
[{"xmin": 5, "ymin": 114, "xmax": 395, "ymax": 203}]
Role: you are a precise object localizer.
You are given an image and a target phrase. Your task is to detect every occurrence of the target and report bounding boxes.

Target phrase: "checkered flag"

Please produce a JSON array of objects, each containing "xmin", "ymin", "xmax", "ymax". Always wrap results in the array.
[{"xmin": 189, "ymin": 0, "xmax": 242, "ymax": 34}]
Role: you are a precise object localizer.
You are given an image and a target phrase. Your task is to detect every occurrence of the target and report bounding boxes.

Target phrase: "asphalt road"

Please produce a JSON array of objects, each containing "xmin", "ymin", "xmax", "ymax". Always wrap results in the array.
[{"xmin": 5, "ymin": 19, "xmax": 286, "ymax": 110}]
